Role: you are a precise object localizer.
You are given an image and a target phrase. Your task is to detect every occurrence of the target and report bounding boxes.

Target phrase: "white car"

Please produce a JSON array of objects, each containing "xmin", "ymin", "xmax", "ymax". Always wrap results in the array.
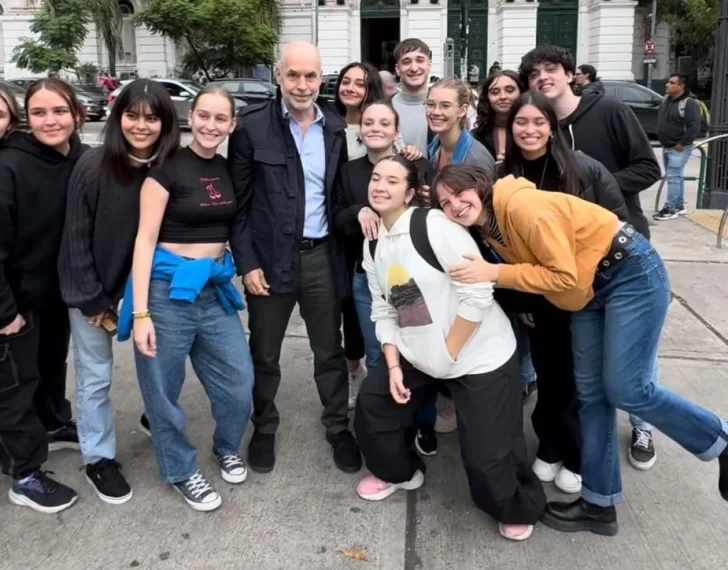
[{"xmin": 106, "ymin": 78, "xmax": 245, "ymax": 125}]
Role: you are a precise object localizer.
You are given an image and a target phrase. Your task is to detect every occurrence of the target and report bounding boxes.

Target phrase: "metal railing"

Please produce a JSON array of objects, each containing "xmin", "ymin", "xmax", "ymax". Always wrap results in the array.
[{"xmin": 652, "ymin": 134, "xmax": 728, "ymax": 248}]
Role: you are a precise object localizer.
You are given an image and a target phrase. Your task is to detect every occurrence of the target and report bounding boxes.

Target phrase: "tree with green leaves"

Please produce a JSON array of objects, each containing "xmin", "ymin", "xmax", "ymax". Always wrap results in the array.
[
  {"xmin": 11, "ymin": 0, "xmax": 91, "ymax": 74},
  {"xmin": 135, "ymin": 0, "xmax": 280, "ymax": 81},
  {"xmin": 90, "ymin": 0, "xmax": 124, "ymax": 77},
  {"xmin": 658, "ymin": 0, "xmax": 719, "ymax": 69}
]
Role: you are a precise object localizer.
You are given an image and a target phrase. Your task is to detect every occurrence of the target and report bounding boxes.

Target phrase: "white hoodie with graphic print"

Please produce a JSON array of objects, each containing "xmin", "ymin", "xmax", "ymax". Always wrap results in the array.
[{"xmin": 362, "ymin": 208, "xmax": 516, "ymax": 379}]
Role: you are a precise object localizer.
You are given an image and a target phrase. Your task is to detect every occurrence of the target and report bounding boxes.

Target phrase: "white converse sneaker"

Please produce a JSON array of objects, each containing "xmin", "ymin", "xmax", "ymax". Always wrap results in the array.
[
  {"xmin": 554, "ymin": 466, "xmax": 582, "ymax": 494},
  {"xmin": 348, "ymin": 364, "xmax": 367, "ymax": 410},
  {"xmin": 532, "ymin": 458, "xmax": 562, "ymax": 482}
]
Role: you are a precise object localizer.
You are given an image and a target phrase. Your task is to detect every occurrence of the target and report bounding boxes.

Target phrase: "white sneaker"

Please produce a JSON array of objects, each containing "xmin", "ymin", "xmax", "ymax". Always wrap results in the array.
[
  {"xmin": 348, "ymin": 364, "xmax": 367, "ymax": 410},
  {"xmin": 532, "ymin": 458, "xmax": 562, "ymax": 482},
  {"xmin": 554, "ymin": 466, "xmax": 582, "ymax": 494},
  {"xmin": 434, "ymin": 395, "xmax": 457, "ymax": 433}
]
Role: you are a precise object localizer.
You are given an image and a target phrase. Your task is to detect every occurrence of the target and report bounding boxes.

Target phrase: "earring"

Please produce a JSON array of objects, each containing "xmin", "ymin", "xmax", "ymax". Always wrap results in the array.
[{"xmin": 548, "ymin": 134, "xmax": 554, "ymax": 142}]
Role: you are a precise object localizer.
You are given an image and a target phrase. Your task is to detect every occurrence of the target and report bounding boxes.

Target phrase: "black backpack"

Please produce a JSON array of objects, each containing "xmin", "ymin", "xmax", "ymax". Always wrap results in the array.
[{"xmin": 368, "ymin": 208, "xmax": 443, "ymax": 273}]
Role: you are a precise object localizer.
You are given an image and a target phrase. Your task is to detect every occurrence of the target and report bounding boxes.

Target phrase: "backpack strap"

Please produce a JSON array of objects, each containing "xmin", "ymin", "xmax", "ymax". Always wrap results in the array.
[
  {"xmin": 368, "ymin": 239, "xmax": 377, "ymax": 262},
  {"xmin": 410, "ymin": 208, "xmax": 444, "ymax": 272}
]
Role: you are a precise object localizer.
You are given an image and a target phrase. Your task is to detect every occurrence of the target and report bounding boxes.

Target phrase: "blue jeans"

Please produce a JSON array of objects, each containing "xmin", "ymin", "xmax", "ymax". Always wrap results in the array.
[
  {"xmin": 69, "ymin": 308, "xmax": 117, "ymax": 465},
  {"xmin": 353, "ymin": 271, "xmax": 437, "ymax": 424},
  {"xmin": 134, "ymin": 279, "xmax": 254, "ymax": 483},
  {"xmin": 352, "ymin": 271, "xmax": 382, "ymax": 371},
  {"xmin": 572, "ymin": 230, "xmax": 728, "ymax": 507},
  {"xmin": 663, "ymin": 145, "xmax": 693, "ymax": 210},
  {"xmin": 509, "ymin": 315, "xmax": 537, "ymax": 384}
]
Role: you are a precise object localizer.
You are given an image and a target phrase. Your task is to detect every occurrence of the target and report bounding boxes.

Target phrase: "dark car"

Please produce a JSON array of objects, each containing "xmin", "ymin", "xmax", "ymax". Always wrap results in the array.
[
  {"xmin": 206, "ymin": 78, "xmax": 276, "ymax": 105},
  {"xmin": 601, "ymin": 80, "xmax": 708, "ymax": 139},
  {"xmin": 7, "ymin": 77, "xmax": 107, "ymax": 121},
  {"xmin": 319, "ymin": 74, "xmax": 339, "ymax": 102}
]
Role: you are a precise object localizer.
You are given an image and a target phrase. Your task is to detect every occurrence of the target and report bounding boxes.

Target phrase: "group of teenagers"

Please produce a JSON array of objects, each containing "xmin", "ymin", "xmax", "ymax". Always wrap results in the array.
[{"xmin": 0, "ymin": 37, "xmax": 726, "ymax": 544}]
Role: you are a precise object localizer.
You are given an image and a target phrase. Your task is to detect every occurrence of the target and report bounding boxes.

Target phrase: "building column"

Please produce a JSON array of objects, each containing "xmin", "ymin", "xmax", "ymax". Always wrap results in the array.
[
  {"xmin": 318, "ymin": 5, "xmax": 354, "ymax": 74},
  {"xmin": 351, "ymin": 4, "xmax": 361, "ymax": 62},
  {"xmin": 577, "ymin": 0, "xmax": 590, "ymax": 64},
  {"xmin": 587, "ymin": 0, "xmax": 638, "ymax": 80},
  {"xmin": 495, "ymin": 0, "xmax": 538, "ymax": 71}
]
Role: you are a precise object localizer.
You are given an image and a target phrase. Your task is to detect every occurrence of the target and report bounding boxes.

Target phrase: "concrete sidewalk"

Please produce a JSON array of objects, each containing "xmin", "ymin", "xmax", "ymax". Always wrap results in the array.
[{"xmin": 1, "ymin": 154, "xmax": 728, "ymax": 570}]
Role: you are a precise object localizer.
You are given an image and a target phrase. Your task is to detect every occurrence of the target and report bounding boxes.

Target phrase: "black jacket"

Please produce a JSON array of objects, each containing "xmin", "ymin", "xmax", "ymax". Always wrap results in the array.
[
  {"xmin": 472, "ymin": 123, "xmax": 498, "ymax": 159},
  {"xmin": 559, "ymin": 90, "xmax": 660, "ymax": 238},
  {"xmin": 0, "ymin": 132, "xmax": 87, "ymax": 328},
  {"xmin": 333, "ymin": 154, "xmax": 434, "ymax": 271},
  {"xmin": 657, "ymin": 93, "xmax": 701, "ymax": 148},
  {"xmin": 571, "ymin": 151, "xmax": 629, "ymax": 220},
  {"xmin": 580, "ymin": 81, "xmax": 605, "ymax": 95},
  {"xmin": 228, "ymin": 92, "xmax": 349, "ymax": 296}
]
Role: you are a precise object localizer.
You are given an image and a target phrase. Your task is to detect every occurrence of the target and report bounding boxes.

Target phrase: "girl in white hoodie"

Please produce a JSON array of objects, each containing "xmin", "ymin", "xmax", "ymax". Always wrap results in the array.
[{"xmin": 353, "ymin": 155, "xmax": 545, "ymax": 541}]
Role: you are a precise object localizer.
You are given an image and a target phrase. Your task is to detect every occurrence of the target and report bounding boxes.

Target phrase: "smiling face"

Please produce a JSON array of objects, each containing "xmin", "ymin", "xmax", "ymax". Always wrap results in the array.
[
  {"xmin": 395, "ymin": 49, "xmax": 431, "ymax": 92},
  {"xmin": 435, "ymin": 183, "xmax": 483, "ymax": 228},
  {"xmin": 188, "ymin": 93, "xmax": 236, "ymax": 150},
  {"xmin": 527, "ymin": 62, "xmax": 573, "ymax": 101},
  {"xmin": 487, "ymin": 75, "xmax": 520, "ymax": 117},
  {"xmin": 0, "ymin": 97, "xmax": 12, "ymax": 139},
  {"xmin": 27, "ymin": 88, "xmax": 77, "ymax": 150},
  {"xmin": 338, "ymin": 66, "xmax": 367, "ymax": 109},
  {"xmin": 121, "ymin": 102, "xmax": 162, "ymax": 156},
  {"xmin": 360, "ymin": 103, "xmax": 398, "ymax": 152},
  {"xmin": 368, "ymin": 159, "xmax": 414, "ymax": 217},
  {"xmin": 275, "ymin": 42, "xmax": 322, "ymax": 114},
  {"xmin": 426, "ymin": 86, "xmax": 467, "ymax": 134},
  {"xmin": 512, "ymin": 103, "xmax": 551, "ymax": 156}
]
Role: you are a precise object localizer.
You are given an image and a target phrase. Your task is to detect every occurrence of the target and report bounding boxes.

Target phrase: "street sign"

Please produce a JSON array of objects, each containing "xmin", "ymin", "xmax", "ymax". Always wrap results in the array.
[
  {"xmin": 644, "ymin": 38, "xmax": 656, "ymax": 55},
  {"xmin": 643, "ymin": 57, "xmax": 657, "ymax": 65}
]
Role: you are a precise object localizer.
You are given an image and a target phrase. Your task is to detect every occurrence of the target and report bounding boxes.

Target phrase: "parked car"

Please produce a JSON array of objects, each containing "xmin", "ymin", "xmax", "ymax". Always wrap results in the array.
[
  {"xmin": 319, "ymin": 74, "xmax": 339, "ymax": 102},
  {"xmin": 601, "ymin": 80, "xmax": 708, "ymax": 139},
  {"xmin": 7, "ymin": 77, "xmax": 107, "ymax": 121},
  {"xmin": 107, "ymin": 78, "xmax": 246, "ymax": 127},
  {"xmin": 206, "ymin": 78, "xmax": 276, "ymax": 105}
]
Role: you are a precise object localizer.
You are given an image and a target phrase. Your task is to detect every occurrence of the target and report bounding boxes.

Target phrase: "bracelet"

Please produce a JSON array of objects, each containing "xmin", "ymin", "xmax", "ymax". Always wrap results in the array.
[
  {"xmin": 132, "ymin": 310, "xmax": 151, "ymax": 320},
  {"xmin": 388, "ymin": 364, "xmax": 401, "ymax": 371}
]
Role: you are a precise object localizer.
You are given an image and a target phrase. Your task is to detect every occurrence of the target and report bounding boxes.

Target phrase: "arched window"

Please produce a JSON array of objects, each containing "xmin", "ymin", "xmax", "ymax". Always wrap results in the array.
[{"xmin": 119, "ymin": 0, "xmax": 137, "ymax": 64}]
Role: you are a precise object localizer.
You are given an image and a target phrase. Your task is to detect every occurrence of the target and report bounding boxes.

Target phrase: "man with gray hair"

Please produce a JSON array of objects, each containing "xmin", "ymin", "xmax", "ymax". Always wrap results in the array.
[
  {"xmin": 228, "ymin": 41, "xmax": 361, "ymax": 475},
  {"xmin": 379, "ymin": 70, "xmax": 398, "ymax": 98}
]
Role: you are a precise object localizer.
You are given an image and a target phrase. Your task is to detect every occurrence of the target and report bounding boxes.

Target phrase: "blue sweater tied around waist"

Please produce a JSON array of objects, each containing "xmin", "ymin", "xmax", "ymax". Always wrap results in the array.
[{"xmin": 117, "ymin": 246, "xmax": 243, "ymax": 342}]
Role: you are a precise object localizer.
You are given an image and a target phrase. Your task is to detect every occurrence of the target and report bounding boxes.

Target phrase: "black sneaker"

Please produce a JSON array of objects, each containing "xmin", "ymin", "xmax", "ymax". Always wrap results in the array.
[
  {"xmin": 248, "ymin": 432, "xmax": 276, "ymax": 473},
  {"xmin": 139, "ymin": 414, "xmax": 151, "ymax": 437},
  {"xmin": 213, "ymin": 450, "xmax": 248, "ymax": 484},
  {"xmin": 173, "ymin": 470, "xmax": 221, "ymax": 512},
  {"xmin": 653, "ymin": 207, "xmax": 678, "ymax": 221},
  {"xmin": 8, "ymin": 471, "xmax": 78, "ymax": 514},
  {"xmin": 48, "ymin": 421, "xmax": 80, "ymax": 452},
  {"xmin": 414, "ymin": 426, "xmax": 438, "ymax": 456},
  {"xmin": 629, "ymin": 428, "xmax": 656, "ymax": 470},
  {"xmin": 675, "ymin": 204, "xmax": 687, "ymax": 216},
  {"xmin": 522, "ymin": 382, "xmax": 537, "ymax": 404},
  {"xmin": 86, "ymin": 459, "xmax": 133, "ymax": 505},
  {"xmin": 326, "ymin": 430, "xmax": 362, "ymax": 473}
]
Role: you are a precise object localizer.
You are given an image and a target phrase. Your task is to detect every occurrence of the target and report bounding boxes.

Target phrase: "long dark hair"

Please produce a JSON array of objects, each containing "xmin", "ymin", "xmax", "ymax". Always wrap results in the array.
[
  {"xmin": 334, "ymin": 62, "xmax": 385, "ymax": 118},
  {"xmin": 102, "ymin": 79, "xmax": 180, "ymax": 182},
  {"xmin": 501, "ymin": 91, "xmax": 581, "ymax": 196},
  {"xmin": 472, "ymin": 70, "xmax": 523, "ymax": 139}
]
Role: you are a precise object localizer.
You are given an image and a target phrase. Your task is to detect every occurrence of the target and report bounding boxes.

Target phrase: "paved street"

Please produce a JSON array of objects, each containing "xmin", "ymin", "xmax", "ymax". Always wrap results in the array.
[{"xmin": 1, "ymin": 147, "xmax": 727, "ymax": 569}]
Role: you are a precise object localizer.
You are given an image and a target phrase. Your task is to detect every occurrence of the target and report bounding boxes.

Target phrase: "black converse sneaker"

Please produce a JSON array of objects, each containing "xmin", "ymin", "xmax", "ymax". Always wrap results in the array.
[
  {"xmin": 48, "ymin": 421, "xmax": 80, "ymax": 452},
  {"xmin": 173, "ymin": 470, "xmax": 222, "ymax": 512},
  {"xmin": 8, "ymin": 471, "xmax": 78, "ymax": 514},
  {"xmin": 86, "ymin": 459, "xmax": 133, "ymax": 504},
  {"xmin": 629, "ymin": 428, "xmax": 657, "ymax": 470},
  {"xmin": 214, "ymin": 451, "xmax": 248, "ymax": 484},
  {"xmin": 653, "ymin": 207, "xmax": 678, "ymax": 221},
  {"xmin": 414, "ymin": 426, "xmax": 438, "ymax": 456}
]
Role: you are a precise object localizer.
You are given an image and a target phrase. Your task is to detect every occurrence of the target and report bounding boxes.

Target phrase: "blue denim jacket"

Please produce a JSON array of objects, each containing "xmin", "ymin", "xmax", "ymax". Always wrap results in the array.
[{"xmin": 117, "ymin": 246, "xmax": 243, "ymax": 341}]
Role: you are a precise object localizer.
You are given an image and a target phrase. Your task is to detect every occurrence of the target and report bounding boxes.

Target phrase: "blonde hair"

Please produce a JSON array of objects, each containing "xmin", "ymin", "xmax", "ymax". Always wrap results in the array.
[{"xmin": 429, "ymin": 77, "xmax": 471, "ymax": 128}]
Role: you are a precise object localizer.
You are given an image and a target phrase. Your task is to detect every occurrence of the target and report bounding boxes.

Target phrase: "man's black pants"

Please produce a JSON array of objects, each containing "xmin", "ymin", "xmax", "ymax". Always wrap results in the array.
[
  {"xmin": 354, "ymin": 353, "xmax": 546, "ymax": 525},
  {"xmin": 246, "ymin": 243, "xmax": 349, "ymax": 436}
]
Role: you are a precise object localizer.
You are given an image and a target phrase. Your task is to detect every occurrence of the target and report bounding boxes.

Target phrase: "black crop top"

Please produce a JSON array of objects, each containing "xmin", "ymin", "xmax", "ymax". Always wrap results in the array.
[{"xmin": 149, "ymin": 146, "xmax": 237, "ymax": 243}]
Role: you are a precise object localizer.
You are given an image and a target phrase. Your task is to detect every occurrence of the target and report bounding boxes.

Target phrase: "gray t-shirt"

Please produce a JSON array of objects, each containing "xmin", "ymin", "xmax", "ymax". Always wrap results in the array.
[{"xmin": 392, "ymin": 91, "xmax": 429, "ymax": 155}]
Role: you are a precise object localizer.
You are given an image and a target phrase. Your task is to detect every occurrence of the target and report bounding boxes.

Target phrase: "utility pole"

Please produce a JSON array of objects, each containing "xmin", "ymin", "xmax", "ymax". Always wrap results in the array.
[
  {"xmin": 704, "ymin": 0, "xmax": 728, "ymax": 208},
  {"xmin": 646, "ymin": 0, "xmax": 657, "ymax": 88},
  {"xmin": 460, "ymin": 0, "xmax": 469, "ymax": 81}
]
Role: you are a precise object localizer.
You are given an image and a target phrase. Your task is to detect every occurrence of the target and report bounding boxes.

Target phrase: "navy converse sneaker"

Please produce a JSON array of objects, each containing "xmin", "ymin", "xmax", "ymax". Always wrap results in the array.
[{"xmin": 173, "ymin": 470, "xmax": 221, "ymax": 512}]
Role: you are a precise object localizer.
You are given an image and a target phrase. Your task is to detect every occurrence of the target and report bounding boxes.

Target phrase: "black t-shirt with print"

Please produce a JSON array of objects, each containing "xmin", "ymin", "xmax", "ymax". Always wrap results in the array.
[{"xmin": 149, "ymin": 146, "xmax": 236, "ymax": 243}]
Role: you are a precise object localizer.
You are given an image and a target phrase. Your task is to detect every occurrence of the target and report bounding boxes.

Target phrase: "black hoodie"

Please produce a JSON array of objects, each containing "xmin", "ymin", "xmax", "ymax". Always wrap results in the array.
[
  {"xmin": 0, "ymin": 131, "xmax": 87, "ymax": 328},
  {"xmin": 559, "ymin": 90, "xmax": 661, "ymax": 238}
]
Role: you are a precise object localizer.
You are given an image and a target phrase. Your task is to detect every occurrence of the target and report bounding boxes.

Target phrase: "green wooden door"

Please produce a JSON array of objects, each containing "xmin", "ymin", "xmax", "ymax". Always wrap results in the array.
[
  {"xmin": 537, "ymin": 0, "xmax": 578, "ymax": 59},
  {"xmin": 446, "ymin": 0, "xmax": 488, "ymax": 80}
]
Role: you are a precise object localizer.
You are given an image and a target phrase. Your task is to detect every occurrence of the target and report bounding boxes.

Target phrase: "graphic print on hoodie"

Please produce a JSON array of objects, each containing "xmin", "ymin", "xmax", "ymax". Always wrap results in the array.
[
  {"xmin": 386, "ymin": 264, "xmax": 433, "ymax": 328},
  {"xmin": 558, "ymin": 89, "xmax": 660, "ymax": 238}
]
